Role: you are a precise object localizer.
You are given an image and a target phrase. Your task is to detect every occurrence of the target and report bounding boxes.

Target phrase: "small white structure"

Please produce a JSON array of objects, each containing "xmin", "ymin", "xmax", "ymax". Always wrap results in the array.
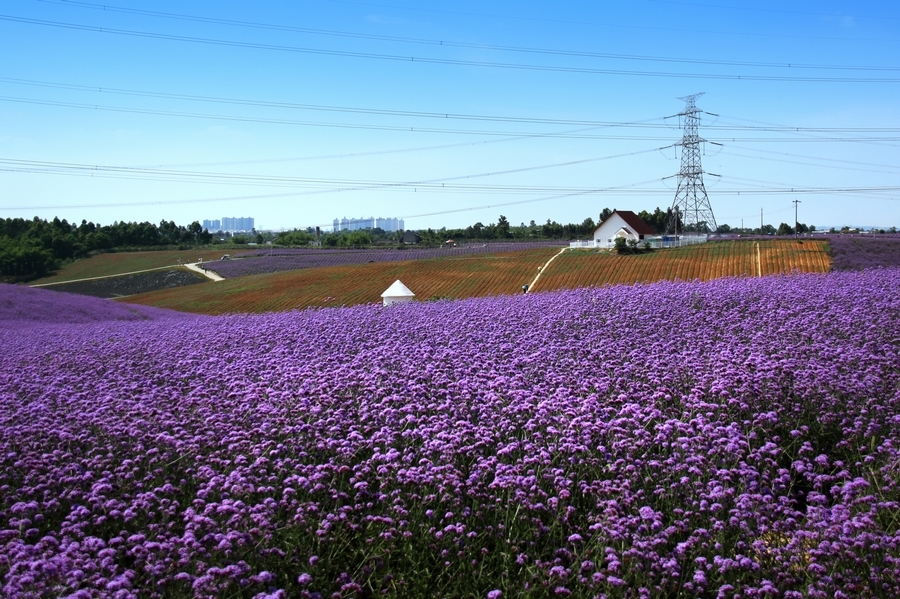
[
  {"xmin": 381, "ymin": 280, "xmax": 415, "ymax": 306},
  {"xmin": 593, "ymin": 210, "xmax": 656, "ymax": 248}
]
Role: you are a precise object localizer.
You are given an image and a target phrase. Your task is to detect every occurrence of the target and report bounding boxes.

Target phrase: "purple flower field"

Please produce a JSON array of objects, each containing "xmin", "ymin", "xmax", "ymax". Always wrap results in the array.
[
  {"xmin": 0, "ymin": 285, "xmax": 190, "ymax": 325},
  {"xmin": 2, "ymin": 270, "xmax": 900, "ymax": 598},
  {"xmin": 828, "ymin": 235, "xmax": 900, "ymax": 272},
  {"xmin": 205, "ymin": 242, "xmax": 565, "ymax": 278}
]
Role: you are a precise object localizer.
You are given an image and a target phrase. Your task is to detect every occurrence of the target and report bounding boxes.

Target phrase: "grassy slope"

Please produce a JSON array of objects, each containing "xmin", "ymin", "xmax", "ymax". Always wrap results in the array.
[
  {"xmin": 120, "ymin": 248, "xmax": 560, "ymax": 314},
  {"xmin": 36, "ymin": 249, "xmax": 251, "ymax": 284},
  {"xmin": 121, "ymin": 241, "xmax": 831, "ymax": 315},
  {"xmin": 534, "ymin": 240, "xmax": 831, "ymax": 291}
]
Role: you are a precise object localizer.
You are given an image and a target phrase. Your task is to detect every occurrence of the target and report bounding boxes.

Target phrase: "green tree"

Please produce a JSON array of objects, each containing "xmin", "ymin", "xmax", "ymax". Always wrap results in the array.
[
  {"xmin": 467, "ymin": 222, "xmax": 484, "ymax": 238},
  {"xmin": 599, "ymin": 208, "xmax": 613, "ymax": 223},
  {"xmin": 580, "ymin": 217, "xmax": 596, "ymax": 236},
  {"xmin": 277, "ymin": 230, "xmax": 314, "ymax": 246},
  {"xmin": 340, "ymin": 230, "xmax": 372, "ymax": 247},
  {"xmin": 496, "ymin": 215, "xmax": 511, "ymax": 239},
  {"xmin": 0, "ymin": 236, "xmax": 56, "ymax": 278},
  {"xmin": 541, "ymin": 219, "xmax": 564, "ymax": 238}
]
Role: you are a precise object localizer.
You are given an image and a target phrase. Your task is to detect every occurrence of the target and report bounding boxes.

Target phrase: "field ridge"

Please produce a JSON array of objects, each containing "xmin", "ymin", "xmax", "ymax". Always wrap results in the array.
[
  {"xmin": 121, "ymin": 241, "xmax": 831, "ymax": 314},
  {"xmin": 533, "ymin": 239, "xmax": 830, "ymax": 291}
]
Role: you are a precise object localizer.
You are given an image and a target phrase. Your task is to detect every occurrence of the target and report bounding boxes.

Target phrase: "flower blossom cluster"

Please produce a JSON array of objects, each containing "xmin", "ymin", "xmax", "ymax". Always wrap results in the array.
[{"xmin": 2, "ymin": 269, "xmax": 900, "ymax": 597}]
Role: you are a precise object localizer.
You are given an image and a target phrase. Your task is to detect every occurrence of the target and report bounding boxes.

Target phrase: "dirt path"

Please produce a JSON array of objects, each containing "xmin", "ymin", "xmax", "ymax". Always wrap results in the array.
[
  {"xmin": 31, "ymin": 265, "xmax": 176, "ymax": 287},
  {"xmin": 184, "ymin": 263, "xmax": 225, "ymax": 282},
  {"xmin": 526, "ymin": 247, "xmax": 568, "ymax": 293},
  {"xmin": 31, "ymin": 263, "xmax": 224, "ymax": 287},
  {"xmin": 756, "ymin": 243, "xmax": 762, "ymax": 277}
]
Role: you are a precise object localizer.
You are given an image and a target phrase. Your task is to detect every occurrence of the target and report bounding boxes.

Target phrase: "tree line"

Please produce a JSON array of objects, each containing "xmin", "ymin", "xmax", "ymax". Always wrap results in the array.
[
  {"xmin": 275, "ymin": 208, "xmax": 680, "ymax": 248},
  {"xmin": 0, "ymin": 217, "xmax": 213, "ymax": 280},
  {"xmin": 6, "ymin": 208, "xmax": 842, "ymax": 280}
]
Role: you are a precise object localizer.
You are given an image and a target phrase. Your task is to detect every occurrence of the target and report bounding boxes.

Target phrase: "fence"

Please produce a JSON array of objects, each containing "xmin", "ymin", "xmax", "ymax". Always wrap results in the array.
[{"xmin": 570, "ymin": 235, "xmax": 710, "ymax": 250}]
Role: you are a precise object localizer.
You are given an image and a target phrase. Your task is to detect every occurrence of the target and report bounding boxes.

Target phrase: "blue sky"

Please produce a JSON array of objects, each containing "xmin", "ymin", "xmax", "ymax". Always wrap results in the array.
[{"xmin": 1, "ymin": 0, "xmax": 898, "ymax": 231}]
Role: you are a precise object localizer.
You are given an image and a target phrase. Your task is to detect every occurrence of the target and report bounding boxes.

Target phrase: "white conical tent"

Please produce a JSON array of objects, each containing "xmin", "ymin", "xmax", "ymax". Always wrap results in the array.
[{"xmin": 381, "ymin": 280, "xmax": 415, "ymax": 306}]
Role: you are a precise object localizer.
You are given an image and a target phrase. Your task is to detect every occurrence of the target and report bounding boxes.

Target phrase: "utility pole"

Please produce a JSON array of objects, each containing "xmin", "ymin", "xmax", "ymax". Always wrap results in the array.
[
  {"xmin": 760, "ymin": 208, "xmax": 763, "ymax": 233},
  {"xmin": 666, "ymin": 93, "xmax": 717, "ymax": 236},
  {"xmin": 793, "ymin": 199, "xmax": 801, "ymax": 239}
]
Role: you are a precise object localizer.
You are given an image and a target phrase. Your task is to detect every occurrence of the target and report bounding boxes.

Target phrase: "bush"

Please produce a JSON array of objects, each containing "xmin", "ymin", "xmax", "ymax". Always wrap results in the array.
[{"xmin": 614, "ymin": 237, "xmax": 651, "ymax": 255}]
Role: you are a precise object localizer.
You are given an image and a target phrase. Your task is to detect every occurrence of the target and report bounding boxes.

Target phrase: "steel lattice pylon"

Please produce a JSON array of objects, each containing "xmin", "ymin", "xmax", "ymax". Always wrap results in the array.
[{"xmin": 667, "ymin": 93, "xmax": 717, "ymax": 235}]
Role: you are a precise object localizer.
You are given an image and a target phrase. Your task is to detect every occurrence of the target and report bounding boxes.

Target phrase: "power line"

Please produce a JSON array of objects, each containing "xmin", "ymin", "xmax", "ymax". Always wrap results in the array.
[
  {"xmin": 710, "ymin": 113, "xmax": 900, "ymax": 150},
  {"xmin": 0, "ymin": 145, "xmax": 671, "ymax": 189},
  {"xmin": 3, "ymin": 14, "xmax": 900, "ymax": 82},
  {"xmin": 125, "ymin": 136, "xmax": 585, "ymax": 169},
  {"xmin": 3, "ymin": 95, "xmax": 899, "ymax": 143},
  {"xmin": 718, "ymin": 149, "xmax": 899, "ymax": 176},
  {"xmin": 0, "ymin": 95, "xmax": 672, "ymax": 139},
  {"xmin": 0, "ymin": 77, "xmax": 679, "ymax": 129},
  {"xmin": 33, "ymin": 0, "xmax": 900, "ymax": 71},
  {"xmin": 0, "ymin": 175, "xmax": 671, "ymax": 213},
  {"xmin": 718, "ymin": 175, "xmax": 900, "ymax": 195},
  {"xmin": 723, "ymin": 144, "xmax": 900, "ymax": 171},
  {"xmin": 125, "ymin": 129, "xmax": 608, "ymax": 169},
  {"xmin": 6, "ymin": 76, "xmax": 900, "ymax": 133},
  {"xmin": 319, "ymin": 0, "xmax": 897, "ymax": 43},
  {"xmin": 643, "ymin": 0, "xmax": 900, "ymax": 22},
  {"xmin": 5, "ymin": 182, "xmax": 898, "ymax": 213}
]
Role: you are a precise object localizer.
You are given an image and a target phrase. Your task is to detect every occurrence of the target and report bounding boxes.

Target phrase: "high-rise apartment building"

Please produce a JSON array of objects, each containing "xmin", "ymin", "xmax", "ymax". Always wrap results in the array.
[
  {"xmin": 333, "ymin": 216, "xmax": 404, "ymax": 232},
  {"xmin": 207, "ymin": 217, "xmax": 254, "ymax": 232}
]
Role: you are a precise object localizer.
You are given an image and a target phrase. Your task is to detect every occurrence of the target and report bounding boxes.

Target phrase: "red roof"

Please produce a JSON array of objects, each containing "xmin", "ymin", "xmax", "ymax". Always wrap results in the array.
[{"xmin": 595, "ymin": 210, "xmax": 656, "ymax": 236}]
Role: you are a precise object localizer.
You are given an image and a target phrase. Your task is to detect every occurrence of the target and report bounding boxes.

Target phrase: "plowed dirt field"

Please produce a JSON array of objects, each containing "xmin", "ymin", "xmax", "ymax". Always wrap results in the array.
[
  {"xmin": 120, "ymin": 241, "xmax": 831, "ymax": 314},
  {"xmin": 533, "ymin": 239, "xmax": 831, "ymax": 291},
  {"xmin": 121, "ymin": 248, "xmax": 559, "ymax": 314}
]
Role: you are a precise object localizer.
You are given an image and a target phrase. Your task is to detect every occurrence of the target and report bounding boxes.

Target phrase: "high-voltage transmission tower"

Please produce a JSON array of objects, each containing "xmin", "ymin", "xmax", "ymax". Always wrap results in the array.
[{"xmin": 666, "ymin": 93, "xmax": 718, "ymax": 236}]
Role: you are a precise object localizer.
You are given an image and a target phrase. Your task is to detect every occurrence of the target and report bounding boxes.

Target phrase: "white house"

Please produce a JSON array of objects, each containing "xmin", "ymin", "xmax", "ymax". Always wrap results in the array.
[
  {"xmin": 381, "ymin": 280, "xmax": 416, "ymax": 306},
  {"xmin": 590, "ymin": 210, "xmax": 656, "ymax": 249}
]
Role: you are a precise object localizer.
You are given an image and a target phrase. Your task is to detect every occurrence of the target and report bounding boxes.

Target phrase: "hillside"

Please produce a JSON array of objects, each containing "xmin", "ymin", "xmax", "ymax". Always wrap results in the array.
[
  {"xmin": 533, "ymin": 239, "xmax": 831, "ymax": 291},
  {"xmin": 121, "ymin": 247, "xmax": 560, "ymax": 314},
  {"xmin": 35, "ymin": 249, "xmax": 249, "ymax": 284},
  {"xmin": 121, "ymin": 240, "xmax": 831, "ymax": 315},
  {"xmin": 0, "ymin": 283, "xmax": 191, "ymax": 325},
  {"xmin": 4, "ymin": 270, "xmax": 900, "ymax": 597},
  {"xmin": 204, "ymin": 242, "xmax": 566, "ymax": 278}
]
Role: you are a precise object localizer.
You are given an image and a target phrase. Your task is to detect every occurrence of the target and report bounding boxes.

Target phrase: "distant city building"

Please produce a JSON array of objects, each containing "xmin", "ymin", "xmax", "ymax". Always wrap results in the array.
[
  {"xmin": 205, "ymin": 217, "xmax": 254, "ymax": 232},
  {"xmin": 333, "ymin": 216, "xmax": 404, "ymax": 232}
]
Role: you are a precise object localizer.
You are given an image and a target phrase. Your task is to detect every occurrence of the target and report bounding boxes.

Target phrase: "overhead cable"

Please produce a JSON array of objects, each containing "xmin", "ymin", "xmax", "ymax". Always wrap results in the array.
[
  {"xmin": 33, "ymin": 0, "xmax": 900, "ymax": 71},
  {"xmin": 2, "ymin": 14, "xmax": 900, "ymax": 82}
]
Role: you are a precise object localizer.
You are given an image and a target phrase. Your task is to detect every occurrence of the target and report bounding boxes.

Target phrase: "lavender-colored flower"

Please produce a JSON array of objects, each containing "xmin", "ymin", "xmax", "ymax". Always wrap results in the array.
[{"xmin": 2, "ymin": 270, "xmax": 900, "ymax": 596}]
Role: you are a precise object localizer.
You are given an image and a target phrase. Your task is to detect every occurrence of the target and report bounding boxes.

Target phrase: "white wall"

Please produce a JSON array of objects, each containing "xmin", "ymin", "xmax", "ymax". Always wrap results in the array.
[{"xmin": 592, "ymin": 213, "xmax": 639, "ymax": 249}]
